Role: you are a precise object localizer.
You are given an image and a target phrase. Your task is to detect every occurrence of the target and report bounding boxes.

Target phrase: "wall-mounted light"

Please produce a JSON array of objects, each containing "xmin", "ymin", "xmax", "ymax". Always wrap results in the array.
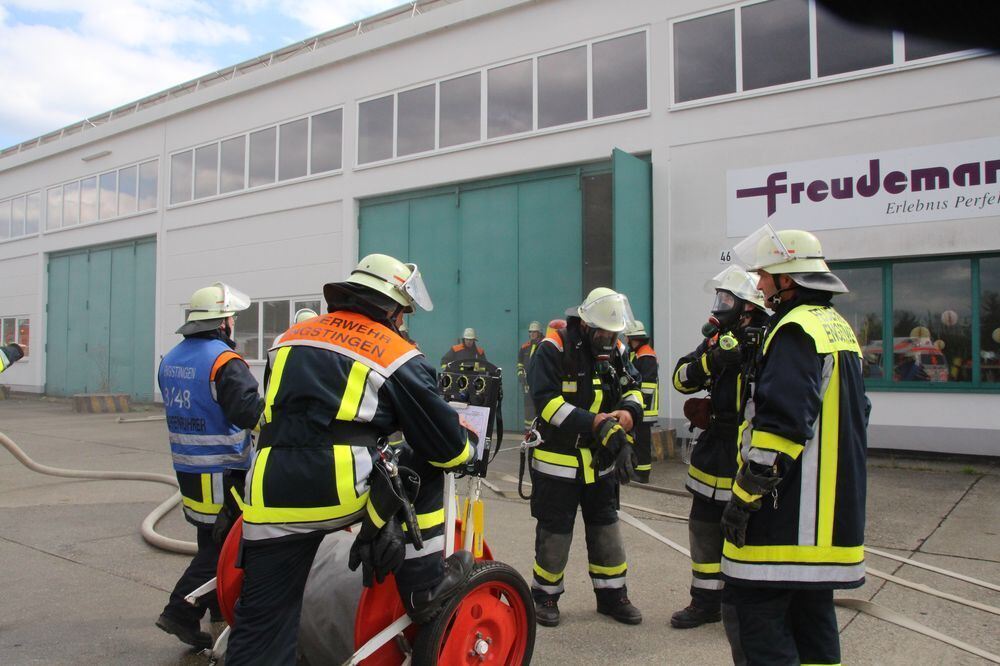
[{"xmin": 81, "ymin": 150, "xmax": 111, "ymax": 162}]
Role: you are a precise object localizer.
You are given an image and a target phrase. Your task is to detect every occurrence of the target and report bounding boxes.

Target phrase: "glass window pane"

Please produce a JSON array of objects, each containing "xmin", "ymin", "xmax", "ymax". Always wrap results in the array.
[
  {"xmin": 220, "ymin": 137, "xmax": 246, "ymax": 194},
  {"xmin": 249, "ymin": 127, "xmax": 277, "ymax": 187},
  {"xmin": 980, "ymin": 257, "xmax": 1000, "ymax": 384},
  {"xmin": 834, "ymin": 266, "xmax": 884, "ymax": 379},
  {"xmin": 905, "ymin": 34, "xmax": 966, "ymax": 61},
  {"xmin": 310, "ymin": 109, "xmax": 343, "ymax": 173},
  {"xmin": 582, "ymin": 173, "xmax": 613, "ymax": 293},
  {"xmin": 593, "ymin": 32, "xmax": 648, "ymax": 117},
  {"xmin": 118, "ymin": 165, "xmax": 138, "ymax": 215},
  {"xmin": 263, "ymin": 300, "xmax": 290, "ymax": 351},
  {"xmin": 80, "ymin": 176, "xmax": 98, "ymax": 223},
  {"xmin": 279, "ymin": 118, "xmax": 308, "ymax": 181},
  {"xmin": 170, "ymin": 151, "xmax": 193, "ymax": 204},
  {"xmin": 487, "ymin": 59, "xmax": 532, "ymax": 138},
  {"xmin": 17, "ymin": 318, "xmax": 29, "ymax": 356},
  {"xmin": 294, "ymin": 299, "xmax": 322, "ymax": 316},
  {"xmin": 138, "ymin": 160, "xmax": 158, "ymax": 210},
  {"xmin": 2, "ymin": 318, "xmax": 13, "ymax": 344},
  {"xmin": 674, "ymin": 11, "xmax": 736, "ymax": 103},
  {"xmin": 742, "ymin": 0, "xmax": 810, "ymax": 90},
  {"xmin": 892, "ymin": 259, "xmax": 971, "ymax": 383},
  {"xmin": 397, "ymin": 85, "xmax": 435, "ymax": 157},
  {"xmin": 816, "ymin": 3, "xmax": 893, "ymax": 77},
  {"xmin": 235, "ymin": 301, "xmax": 260, "ymax": 360},
  {"xmin": 11, "ymin": 196, "xmax": 25, "ymax": 236},
  {"xmin": 63, "ymin": 181, "xmax": 80, "ymax": 226},
  {"xmin": 358, "ymin": 95, "xmax": 394, "ymax": 164},
  {"xmin": 0, "ymin": 200, "xmax": 9, "ymax": 239},
  {"xmin": 99, "ymin": 171, "xmax": 117, "ymax": 219},
  {"xmin": 194, "ymin": 144, "xmax": 219, "ymax": 199},
  {"xmin": 538, "ymin": 46, "xmax": 587, "ymax": 128},
  {"xmin": 440, "ymin": 73, "xmax": 481, "ymax": 148},
  {"xmin": 47, "ymin": 187, "xmax": 63, "ymax": 230},
  {"xmin": 25, "ymin": 193, "xmax": 39, "ymax": 235}
]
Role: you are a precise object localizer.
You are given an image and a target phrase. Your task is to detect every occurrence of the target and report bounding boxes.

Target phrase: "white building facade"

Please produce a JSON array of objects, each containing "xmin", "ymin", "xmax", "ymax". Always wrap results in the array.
[{"xmin": 0, "ymin": 0, "xmax": 997, "ymax": 454}]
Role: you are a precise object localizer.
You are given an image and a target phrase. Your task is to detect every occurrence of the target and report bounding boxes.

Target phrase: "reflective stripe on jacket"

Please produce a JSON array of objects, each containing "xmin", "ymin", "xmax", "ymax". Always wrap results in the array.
[
  {"xmin": 723, "ymin": 301, "xmax": 868, "ymax": 588},
  {"xmin": 632, "ymin": 344, "xmax": 659, "ymax": 421}
]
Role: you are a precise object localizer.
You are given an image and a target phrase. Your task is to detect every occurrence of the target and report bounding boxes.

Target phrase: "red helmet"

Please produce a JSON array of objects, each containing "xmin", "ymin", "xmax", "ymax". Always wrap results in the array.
[{"xmin": 545, "ymin": 319, "xmax": 567, "ymax": 337}]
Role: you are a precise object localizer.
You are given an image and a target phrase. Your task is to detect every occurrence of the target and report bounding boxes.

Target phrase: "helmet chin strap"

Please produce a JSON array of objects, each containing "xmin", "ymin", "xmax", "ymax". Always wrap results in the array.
[{"xmin": 768, "ymin": 274, "xmax": 795, "ymax": 306}]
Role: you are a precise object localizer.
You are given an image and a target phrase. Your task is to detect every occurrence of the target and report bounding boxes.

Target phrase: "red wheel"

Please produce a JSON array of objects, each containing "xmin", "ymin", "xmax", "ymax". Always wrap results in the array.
[
  {"xmin": 215, "ymin": 515, "xmax": 245, "ymax": 627},
  {"xmin": 411, "ymin": 561, "xmax": 535, "ymax": 666}
]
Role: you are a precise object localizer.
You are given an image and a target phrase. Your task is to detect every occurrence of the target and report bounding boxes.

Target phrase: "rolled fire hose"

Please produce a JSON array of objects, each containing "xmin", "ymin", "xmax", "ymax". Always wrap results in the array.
[{"xmin": 0, "ymin": 431, "xmax": 196, "ymax": 555}]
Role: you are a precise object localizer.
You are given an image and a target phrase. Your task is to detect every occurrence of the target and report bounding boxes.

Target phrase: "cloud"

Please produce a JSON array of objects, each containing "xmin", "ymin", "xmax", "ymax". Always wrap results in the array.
[{"xmin": 236, "ymin": 0, "xmax": 403, "ymax": 34}]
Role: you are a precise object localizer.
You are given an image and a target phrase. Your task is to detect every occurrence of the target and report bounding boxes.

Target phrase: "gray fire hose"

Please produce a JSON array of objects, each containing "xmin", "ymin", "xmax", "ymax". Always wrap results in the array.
[{"xmin": 0, "ymin": 431, "xmax": 196, "ymax": 555}]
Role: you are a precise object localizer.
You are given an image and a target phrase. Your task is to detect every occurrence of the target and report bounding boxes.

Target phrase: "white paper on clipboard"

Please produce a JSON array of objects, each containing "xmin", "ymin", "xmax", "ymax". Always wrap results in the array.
[{"xmin": 448, "ymin": 403, "xmax": 490, "ymax": 462}]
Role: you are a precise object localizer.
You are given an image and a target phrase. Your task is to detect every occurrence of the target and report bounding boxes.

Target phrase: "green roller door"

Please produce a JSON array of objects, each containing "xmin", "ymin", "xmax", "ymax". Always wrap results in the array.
[
  {"xmin": 408, "ymin": 193, "xmax": 460, "ymax": 366},
  {"xmin": 46, "ymin": 238, "xmax": 156, "ymax": 400}
]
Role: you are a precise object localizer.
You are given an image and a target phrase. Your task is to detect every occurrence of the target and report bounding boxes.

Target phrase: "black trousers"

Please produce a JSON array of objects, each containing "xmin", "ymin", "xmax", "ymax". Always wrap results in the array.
[
  {"xmin": 688, "ymin": 496, "xmax": 725, "ymax": 609},
  {"xmin": 162, "ymin": 525, "xmax": 221, "ymax": 624},
  {"xmin": 722, "ymin": 585, "xmax": 840, "ymax": 666},
  {"xmin": 634, "ymin": 422, "xmax": 652, "ymax": 483}
]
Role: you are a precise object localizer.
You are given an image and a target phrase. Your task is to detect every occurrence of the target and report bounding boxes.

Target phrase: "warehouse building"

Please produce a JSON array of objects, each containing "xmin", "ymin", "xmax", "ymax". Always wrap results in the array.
[{"xmin": 0, "ymin": 0, "xmax": 997, "ymax": 454}]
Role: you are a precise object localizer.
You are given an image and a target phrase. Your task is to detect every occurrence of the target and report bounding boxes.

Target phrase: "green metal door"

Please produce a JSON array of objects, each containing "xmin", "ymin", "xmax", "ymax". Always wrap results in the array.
[
  {"xmin": 612, "ymin": 148, "xmax": 653, "ymax": 329},
  {"xmin": 408, "ymin": 194, "xmax": 460, "ymax": 368},
  {"xmin": 47, "ymin": 238, "xmax": 156, "ymax": 400}
]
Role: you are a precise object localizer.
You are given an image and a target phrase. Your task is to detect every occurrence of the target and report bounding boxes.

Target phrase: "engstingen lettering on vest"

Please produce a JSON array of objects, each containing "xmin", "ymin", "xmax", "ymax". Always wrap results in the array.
[{"xmin": 275, "ymin": 311, "xmax": 418, "ymax": 374}]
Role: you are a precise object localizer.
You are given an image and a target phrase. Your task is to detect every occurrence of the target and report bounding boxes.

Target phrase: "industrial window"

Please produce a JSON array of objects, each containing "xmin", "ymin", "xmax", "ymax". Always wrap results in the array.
[
  {"xmin": 310, "ymin": 109, "xmax": 343, "ymax": 174},
  {"xmin": 220, "ymin": 136, "xmax": 246, "ymax": 194},
  {"xmin": 232, "ymin": 297, "xmax": 322, "ymax": 361},
  {"xmin": 170, "ymin": 152, "xmax": 193, "ymax": 204},
  {"xmin": 47, "ymin": 187, "xmax": 62, "ymax": 230},
  {"xmin": 80, "ymin": 176, "xmax": 98, "ymax": 223},
  {"xmin": 249, "ymin": 127, "xmax": 277, "ymax": 188},
  {"xmin": 278, "ymin": 118, "xmax": 309, "ymax": 181},
  {"xmin": 98, "ymin": 171, "xmax": 118, "ymax": 220},
  {"xmin": 0, "ymin": 200, "xmax": 8, "ymax": 240},
  {"xmin": 138, "ymin": 161, "xmax": 158, "ymax": 210},
  {"xmin": 194, "ymin": 143, "xmax": 219, "ymax": 199},
  {"xmin": 24, "ymin": 193, "xmax": 39, "ymax": 235},
  {"xmin": 1, "ymin": 317, "xmax": 29, "ymax": 357},
  {"xmin": 832, "ymin": 254, "xmax": 1000, "ymax": 391},
  {"xmin": 357, "ymin": 29, "xmax": 649, "ymax": 166},
  {"xmin": 44, "ymin": 159, "xmax": 157, "ymax": 231},
  {"xmin": 672, "ymin": 0, "xmax": 975, "ymax": 106},
  {"xmin": 118, "ymin": 165, "xmax": 138, "ymax": 216},
  {"xmin": 10, "ymin": 196, "xmax": 25, "ymax": 237},
  {"xmin": 63, "ymin": 181, "xmax": 80, "ymax": 227}
]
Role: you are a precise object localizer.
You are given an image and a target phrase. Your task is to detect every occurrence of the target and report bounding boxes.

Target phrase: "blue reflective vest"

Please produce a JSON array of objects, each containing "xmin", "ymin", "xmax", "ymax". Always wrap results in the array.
[{"xmin": 158, "ymin": 337, "xmax": 252, "ymax": 474}]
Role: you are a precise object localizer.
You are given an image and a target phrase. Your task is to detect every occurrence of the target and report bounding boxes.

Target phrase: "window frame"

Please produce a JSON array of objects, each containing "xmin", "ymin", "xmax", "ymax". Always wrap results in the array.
[
  {"xmin": 0, "ymin": 315, "xmax": 30, "ymax": 359},
  {"xmin": 832, "ymin": 253, "xmax": 1000, "ymax": 394},
  {"xmin": 0, "ymin": 192, "xmax": 42, "ymax": 243},
  {"xmin": 669, "ymin": 0, "xmax": 987, "ymax": 109},
  {"xmin": 41, "ymin": 158, "xmax": 159, "ymax": 236},
  {"xmin": 233, "ymin": 296, "xmax": 323, "ymax": 363},
  {"xmin": 355, "ymin": 27, "xmax": 650, "ymax": 169}
]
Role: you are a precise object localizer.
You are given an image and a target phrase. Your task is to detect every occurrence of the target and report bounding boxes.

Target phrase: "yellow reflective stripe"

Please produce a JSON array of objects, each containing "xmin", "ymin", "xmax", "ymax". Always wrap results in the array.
[
  {"xmin": 691, "ymin": 561, "xmax": 721, "ymax": 574},
  {"xmin": 689, "ymin": 465, "xmax": 733, "ymax": 489},
  {"xmin": 533, "ymin": 449, "xmax": 579, "ymax": 467},
  {"xmin": 579, "ymin": 447, "xmax": 596, "ymax": 483},
  {"xmin": 752, "ymin": 430, "xmax": 805, "ymax": 459},
  {"xmin": 335, "ymin": 361, "xmax": 369, "ymax": 421},
  {"xmin": 635, "ymin": 464, "xmax": 652, "ymax": 471},
  {"xmin": 250, "ymin": 447, "xmax": 271, "ymax": 509},
  {"xmin": 672, "ymin": 365, "xmax": 688, "ymax": 392},
  {"xmin": 802, "ymin": 663, "xmax": 842, "ymax": 666},
  {"xmin": 416, "ymin": 508, "xmax": 445, "ymax": 529},
  {"xmin": 733, "ymin": 482, "xmax": 761, "ymax": 504},
  {"xmin": 366, "ymin": 498, "xmax": 386, "ymax": 528},
  {"xmin": 334, "ymin": 445, "xmax": 357, "ymax": 506},
  {"xmin": 589, "ymin": 389, "xmax": 603, "ymax": 413},
  {"xmin": 700, "ymin": 353, "xmax": 710, "ymax": 375},
  {"xmin": 541, "ymin": 396, "xmax": 567, "ymax": 422},
  {"xmin": 182, "ymin": 473, "xmax": 222, "ymax": 514},
  {"xmin": 230, "ymin": 485, "xmax": 246, "ymax": 511},
  {"xmin": 600, "ymin": 423, "xmax": 622, "ymax": 447},
  {"xmin": 429, "ymin": 441, "xmax": 473, "ymax": 469},
  {"xmin": 263, "ymin": 347, "xmax": 291, "ymax": 422},
  {"xmin": 0, "ymin": 350, "xmax": 9, "ymax": 371},
  {"xmin": 245, "ymin": 492, "xmax": 369, "ymax": 524},
  {"xmin": 817, "ymin": 356, "xmax": 841, "ymax": 548},
  {"xmin": 533, "ymin": 562, "xmax": 563, "ymax": 583},
  {"xmin": 723, "ymin": 542, "xmax": 864, "ymax": 564},
  {"xmin": 588, "ymin": 562, "xmax": 627, "ymax": 576},
  {"xmin": 622, "ymin": 389, "xmax": 643, "ymax": 405}
]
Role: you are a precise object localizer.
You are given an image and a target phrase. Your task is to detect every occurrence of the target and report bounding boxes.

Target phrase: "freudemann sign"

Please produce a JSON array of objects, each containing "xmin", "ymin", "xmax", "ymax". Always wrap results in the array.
[{"xmin": 727, "ymin": 137, "xmax": 1000, "ymax": 236}]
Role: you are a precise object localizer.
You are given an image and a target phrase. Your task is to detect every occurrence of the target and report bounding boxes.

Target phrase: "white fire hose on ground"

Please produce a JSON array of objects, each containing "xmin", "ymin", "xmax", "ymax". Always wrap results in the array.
[{"xmin": 0, "ymin": 431, "xmax": 196, "ymax": 555}]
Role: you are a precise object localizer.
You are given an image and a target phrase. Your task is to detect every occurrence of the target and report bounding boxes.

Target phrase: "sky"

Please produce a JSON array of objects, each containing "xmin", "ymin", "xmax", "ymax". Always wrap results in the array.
[{"xmin": 0, "ymin": 0, "xmax": 403, "ymax": 150}]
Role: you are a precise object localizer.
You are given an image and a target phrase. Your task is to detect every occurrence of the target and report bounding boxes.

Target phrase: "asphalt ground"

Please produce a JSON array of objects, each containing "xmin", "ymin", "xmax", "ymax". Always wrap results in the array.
[{"xmin": 0, "ymin": 396, "xmax": 998, "ymax": 665}]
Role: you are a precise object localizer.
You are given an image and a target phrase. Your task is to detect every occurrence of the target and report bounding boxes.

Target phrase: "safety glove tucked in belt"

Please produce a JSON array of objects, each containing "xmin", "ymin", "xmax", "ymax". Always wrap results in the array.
[
  {"xmin": 592, "ymin": 418, "xmax": 639, "ymax": 485},
  {"xmin": 349, "ymin": 469, "xmax": 407, "ymax": 587},
  {"xmin": 212, "ymin": 469, "xmax": 247, "ymax": 546},
  {"xmin": 721, "ymin": 463, "xmax": 781, "ymax": 547}
]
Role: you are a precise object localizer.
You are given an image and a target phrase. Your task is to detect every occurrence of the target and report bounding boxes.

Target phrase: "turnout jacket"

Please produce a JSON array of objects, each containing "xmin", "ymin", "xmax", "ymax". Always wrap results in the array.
[
  {"xmin": 629, "ymin": 343, "xmax": 659, "ymax": 423},
  {"xmin": 722, "ymin": 293, "xmax": 869, "ymax": 589},
  {"xmin": 527, "ymin": 320, "xmax": 644, "ymax": 484},
  {"xmin": 517, "ymin": 339, "xmax": 541, "ymax": 384},
  {"xmin": 441, "ymin": 343, "xmax": 488, "ymax": 369},
  {"xmin": 243, "ymin": 309, "xmax": 474, "ymax": 542},
  {"xmin": 0, "ymin": 342, "xmax": 24, "ymax": 373},
  {"xmin": 672, "ymin": 336, "xmax": 748, "ymax": 503}
]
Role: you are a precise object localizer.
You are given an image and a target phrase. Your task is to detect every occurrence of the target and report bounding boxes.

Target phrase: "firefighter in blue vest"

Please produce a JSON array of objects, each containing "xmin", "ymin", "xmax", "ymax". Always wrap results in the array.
[
  {"xmin": 517, "ymin": 321, "xmax": 543, "ymax": 430},
  {"xmin": 156, "ymin": 282, "xmax": 264, "ymax": 649},
  {"xmin": 624, "ymin": 320, "xmax": 658, "ymax": 483},
  {"xmin": 226, "ymin": 254, "xmax": 476, "ymax": 665},
  {"xmin": 669, "ymin": 267, "xmax": 767, "ymax": 629},
  {"xmin": 0, "ymin": 341, "xmax": 25, "ymax": 373},
  {"xmin": 721, "ymin": 226, "xmax": 869, "ymax": 665},
  {"xmin": 527, "ymin": 287, "xmax": 646, "ymax": 628}
]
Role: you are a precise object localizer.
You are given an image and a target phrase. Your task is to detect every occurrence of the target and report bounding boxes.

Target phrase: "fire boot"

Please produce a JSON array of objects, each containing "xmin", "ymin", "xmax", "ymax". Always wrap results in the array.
[
  {"xmin": 155, "ymin": 613, "xmax": 213, "ymax": 649},
  {"xmin": 405, "ymin": 551, "xmax": 474, "ymax": 624},
  {"xmin": 670, "ymin": 603, "xmax": 722, "ymax": 629},
  {"xmin": 595, "ymin": 587, "xmax": 643, "ymax": 625},
  {"xmin": 534, "ymin": 598, "xmax": 560, "ymax": 627}
]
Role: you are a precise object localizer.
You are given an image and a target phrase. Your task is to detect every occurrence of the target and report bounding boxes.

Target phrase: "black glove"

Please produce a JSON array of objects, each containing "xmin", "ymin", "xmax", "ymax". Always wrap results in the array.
[
  {"xmin": 614, "ymin": 440, "xmax": 638, "ymax": 485},
  {"xmin": 212, "ymin": 502, "xmax": 238, "ymax": 546},
  {"xmin": 721, "ymin": 500, "xmax": 751, "ymax": 547},
  {"xmin": 349, "ymin": 516, "xmax": 406, "ymax": 587},
  {"xmin": 721, "ymin": 464, "xmax": 782, "ymax": 547},
  {"xmin": 212, "ymin": 469, "xmax": 246, "ymax": 546},
  {"xmin": 592, "ymin": 418, "xmax": 638, "ymax": 484}
]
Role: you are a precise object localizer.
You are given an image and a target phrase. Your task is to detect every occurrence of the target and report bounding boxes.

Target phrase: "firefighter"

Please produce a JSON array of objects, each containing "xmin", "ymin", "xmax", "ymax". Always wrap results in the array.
[
  {"xmin": 226, "ymin": 254, "xmax": 476, "ymax": 665},
  {"xmin": 624, "ymin": 320, "xmax": 658, "ymax": 483},
  {"xmin": 441, "ymin": 327, "xmax": 488, "ymax": 368},
  {"xmin": 527, "ymin": 287, "xmax": 646, "ymax": 628},
  {"xmin": 293, "ymin": 308, "xmax": 318, "ymax": 324},
  {"xmin": 0, "ymin": 341, "xmax": 25, "ymax": 373},
  {"xmin": 156, "ymin": 282, "xmax": 264, "ymax": 649},
  {"xmin": 721, "ymin": 226, "xmax": 869, "ymax": 665},
  {"xmin": 518, "ymin": 321, "xmax": 544, "ymax": 430},
  {"xmin": 669, "ymin": 267, "xmax": 767, "ymax": 630}
]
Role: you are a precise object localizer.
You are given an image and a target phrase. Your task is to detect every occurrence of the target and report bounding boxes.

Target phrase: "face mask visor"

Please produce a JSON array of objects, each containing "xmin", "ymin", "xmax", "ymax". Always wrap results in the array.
[
  {"xmin": 732, "ymin": 224, "xmax": 791, "ymax": 271},
  {"xmin": 578, "ymin": 292, "xmax": 635, "ymax": 333},
  {"xmin": 400, "ymin": 264, "xmax": 434, "ymax": 312}
]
